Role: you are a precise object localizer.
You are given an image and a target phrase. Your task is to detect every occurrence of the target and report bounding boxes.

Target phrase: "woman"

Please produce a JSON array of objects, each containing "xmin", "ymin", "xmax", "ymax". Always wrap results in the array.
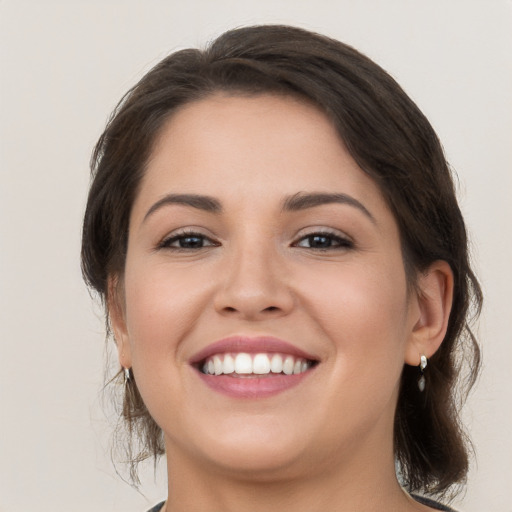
[{"xmin": 81, "ymin": 25, "xmax": 481, "ymax": 512}]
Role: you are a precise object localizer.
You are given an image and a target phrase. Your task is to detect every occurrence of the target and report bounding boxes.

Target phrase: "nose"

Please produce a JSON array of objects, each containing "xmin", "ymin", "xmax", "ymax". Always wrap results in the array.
[{"xmin": 213, "ymin": 240, "xmax": 294, "ymax": 321}]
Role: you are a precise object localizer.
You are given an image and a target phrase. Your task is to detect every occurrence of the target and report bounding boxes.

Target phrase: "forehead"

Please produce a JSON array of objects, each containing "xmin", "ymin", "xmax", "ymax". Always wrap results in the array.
[{"xmin": 134, "ymin": 94, "xmax": 388, "ymax": 218}]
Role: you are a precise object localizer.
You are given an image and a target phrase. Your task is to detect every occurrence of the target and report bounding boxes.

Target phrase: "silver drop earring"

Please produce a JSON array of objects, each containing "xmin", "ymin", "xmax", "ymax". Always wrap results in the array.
[
  {"xmin": 418, "ymin": 355, "xmax": 427, "ymax": 392},
  {"xmin": 124, "ymin": 367, "xmax": 131, "ymax": 383}
]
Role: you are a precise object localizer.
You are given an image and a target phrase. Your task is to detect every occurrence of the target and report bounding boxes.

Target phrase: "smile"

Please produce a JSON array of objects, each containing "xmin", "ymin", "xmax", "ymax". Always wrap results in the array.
[
  {"xmin": 201, "ymin": 352, "xmax": 314, "ymax": 376},
  {"xmin": 191, "ymin": 336, "xmax": 319, "ymax": 398}
]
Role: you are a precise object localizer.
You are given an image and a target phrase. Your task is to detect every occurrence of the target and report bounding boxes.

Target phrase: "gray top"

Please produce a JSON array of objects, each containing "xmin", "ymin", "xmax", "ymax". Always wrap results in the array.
[{"xmin": 146, "ymin": 494, "xmax": 457, "ymax": 511}]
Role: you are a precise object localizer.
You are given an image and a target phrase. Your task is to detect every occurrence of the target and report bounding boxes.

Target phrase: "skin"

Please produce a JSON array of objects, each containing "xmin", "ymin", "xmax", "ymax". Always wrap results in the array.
[{"xmin": 110, "ymin": 94, "xmax": 453, "ymax": 512}]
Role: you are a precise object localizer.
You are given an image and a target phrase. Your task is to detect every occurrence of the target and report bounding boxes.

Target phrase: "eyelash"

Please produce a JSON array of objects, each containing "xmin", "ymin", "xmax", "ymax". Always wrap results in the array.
[
  {"xmin": 157, "ymin": 229, "xmax": 354, "ymax": 252},
  {"xmin": 293, "ymin": 231, "xmax": 354, "ymax": 251},
  {"xmin": 158, "ymin": 230, "xmax": 219, "ymax": 251}
]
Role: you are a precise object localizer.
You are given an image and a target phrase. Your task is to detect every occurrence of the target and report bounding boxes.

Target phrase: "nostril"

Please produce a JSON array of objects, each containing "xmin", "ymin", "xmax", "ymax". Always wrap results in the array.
[{"xmin": 264, "ymin": 306, "xmax": 279, "ymax": 312}]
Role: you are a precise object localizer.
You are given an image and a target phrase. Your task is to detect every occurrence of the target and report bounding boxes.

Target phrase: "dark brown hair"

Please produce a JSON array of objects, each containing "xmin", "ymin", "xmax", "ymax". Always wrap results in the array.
[{"xmin": 81, "ymin": 25, "xmax": 481, "ymax": 496}]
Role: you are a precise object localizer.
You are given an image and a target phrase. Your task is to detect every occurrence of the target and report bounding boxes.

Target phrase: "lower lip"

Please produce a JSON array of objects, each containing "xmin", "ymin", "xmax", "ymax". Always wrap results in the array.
[{"xmin": 196, "ymin": 370, "xmax": 313, "ymax": 398}]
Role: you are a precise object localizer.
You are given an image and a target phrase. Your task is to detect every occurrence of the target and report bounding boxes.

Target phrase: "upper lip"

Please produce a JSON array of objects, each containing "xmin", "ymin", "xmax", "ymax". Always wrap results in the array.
[{"xmin": 189, "ymin": 335, "xmax": 319, "ymax": 365}]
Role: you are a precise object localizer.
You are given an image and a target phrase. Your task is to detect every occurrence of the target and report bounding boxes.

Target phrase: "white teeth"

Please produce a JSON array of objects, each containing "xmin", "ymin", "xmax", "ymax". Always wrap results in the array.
[
  {"xmin": 223, "ymin": 354, "xmax": 235, "ymax": 374},
  {"xmin": 234, "ymin": 353, "xmax": 253, "ymax": 374},
  {"xmin": 282, "ymin": 356, "xmax": 294, "ymax": 375},
  {"xmin": 202, "ymin": 352, "xmax": 312, "ymax": 376},
  {"xmin": 213, "ymin": 355, "xmax": 223, "ymax": 375},
  {"xmin": 270, "ymin": 354, "xmax": 283, "ymax": 373},
  {"xmin": 253, "ymin": 354, "xmax": 271, "ymax": 374}
]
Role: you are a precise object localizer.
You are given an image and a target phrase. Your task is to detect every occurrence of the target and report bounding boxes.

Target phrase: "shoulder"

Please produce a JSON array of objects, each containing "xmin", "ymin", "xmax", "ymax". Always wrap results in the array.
[
  {"xmin": 411, "ymin": 494, "xmax": 458, "ymax": 512},
  {"xmin": 146, "ymin": 502, "xmax": 165, "ymax": 512}
]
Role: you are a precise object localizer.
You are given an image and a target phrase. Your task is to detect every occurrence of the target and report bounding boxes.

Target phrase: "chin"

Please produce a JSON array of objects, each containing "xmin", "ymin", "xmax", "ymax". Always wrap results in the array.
[
  {"xmin": 179, "ymin": 419, "xmax": 313, "ymax": 480},
  {"xmin": 204, "ymin": 446, "xmax": 308, "ymax": 482}
]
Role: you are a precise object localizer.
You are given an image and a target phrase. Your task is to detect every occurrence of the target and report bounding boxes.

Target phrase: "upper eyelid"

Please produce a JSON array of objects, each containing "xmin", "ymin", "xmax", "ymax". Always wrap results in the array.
[
  {"xmin": 292, "ymin": 227, "xmax": 353, "ymax": 242},
  {"xmin": 157, "ymin": 226, "xmax": 353, "ymax": 245},
  {"xmin": 291, "ymin": 228, "xmax": 355, "ymax": 250},
  {"xmin": 158, "ymin": 229, "xmax": 219, "ymax": 248},
  {"xmin": 161, "ymin": 227, "xmax": 216, "ymax": 240}
]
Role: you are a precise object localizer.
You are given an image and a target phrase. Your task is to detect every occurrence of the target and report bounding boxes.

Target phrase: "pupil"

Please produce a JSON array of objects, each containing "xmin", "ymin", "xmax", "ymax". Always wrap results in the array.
[
  {"xmin": 181, "ymin": 236, "xmax": 203, "ymax": 248},
  {"xmin": 310, "ymin": 235, "xmax": 331, "ymax": 247}
]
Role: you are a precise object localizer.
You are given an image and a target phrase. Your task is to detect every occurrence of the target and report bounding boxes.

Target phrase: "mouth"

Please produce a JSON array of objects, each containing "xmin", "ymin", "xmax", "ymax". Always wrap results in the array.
[{"xmin": 190, "ymin": 336, "xmax": 319, "ymax": 398}]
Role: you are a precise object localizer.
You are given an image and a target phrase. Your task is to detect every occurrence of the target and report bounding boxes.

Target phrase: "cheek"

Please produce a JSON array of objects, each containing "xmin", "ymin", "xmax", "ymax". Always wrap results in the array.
[
  {"xmin": 120, "ymin": 263, "xmax": 216, "ymax": 431},
  {"xmin": 122, "ymin": 260, "xmax": 211, "ymax": 374},
  {"xmin": 299, "ymin": 263, "xmax": 410, "ymax": 433},
  {"xmin": 297, "ymin": 259, "xmax": 410, "ymax": 380},
  {"xmin": 301, "ymin": 258, "xmax": 408, "ymax": 330}
]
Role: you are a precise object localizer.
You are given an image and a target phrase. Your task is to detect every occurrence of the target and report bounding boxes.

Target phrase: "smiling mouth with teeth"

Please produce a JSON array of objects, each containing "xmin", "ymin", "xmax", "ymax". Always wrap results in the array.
[{"xmin": 201, "ymin": 352, "xmax": 314, "ymax": 377}]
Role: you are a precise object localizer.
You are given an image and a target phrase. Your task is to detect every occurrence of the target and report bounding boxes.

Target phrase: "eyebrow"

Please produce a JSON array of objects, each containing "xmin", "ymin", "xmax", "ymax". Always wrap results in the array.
[
  {"xmin": 143, "ymin": 194, "xmax": 222, "ymax": 222},
  {"xmin": 282, "ymin": 192, "xmax": 376, "ymax": 223},
  {"xmin": 143, "ymin": 191, "xmax": 375, "ymax": 224}
]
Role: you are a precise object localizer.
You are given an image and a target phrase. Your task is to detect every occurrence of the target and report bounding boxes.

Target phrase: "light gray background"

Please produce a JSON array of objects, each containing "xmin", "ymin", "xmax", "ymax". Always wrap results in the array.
[{"xmin": 1, "ymin": 1, "xmax": 511, "ymax": 511}]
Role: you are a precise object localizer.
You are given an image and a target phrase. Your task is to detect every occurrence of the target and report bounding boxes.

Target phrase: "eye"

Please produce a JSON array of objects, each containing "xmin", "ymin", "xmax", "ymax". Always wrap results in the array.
[
  {"xmin": 158, "ymin": 231, "xmax": 219, "ymax": 250},
  {"xmin": 294, "ymin": 231, "xmax": 353, "ymax": 250}
]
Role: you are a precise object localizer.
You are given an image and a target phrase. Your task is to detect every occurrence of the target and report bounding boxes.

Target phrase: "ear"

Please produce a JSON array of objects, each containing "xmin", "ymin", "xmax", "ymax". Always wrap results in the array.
[
  {"xmin": 107, "ymin": 275, "xmax": 132, "ymax": 370},
  {"xmin": 404, "ymin": 260, "xmax": 454, "ymax": 366}
]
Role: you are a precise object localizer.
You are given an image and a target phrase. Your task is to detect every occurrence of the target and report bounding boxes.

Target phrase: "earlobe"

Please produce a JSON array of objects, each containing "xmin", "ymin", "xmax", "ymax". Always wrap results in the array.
[
  {"xmin": 405, "ymin": 260, "xmax": 454, "ymax": 366},
  {"xmin": 107, "ymin": 275, "xmax": 132, "ymax": 369}
]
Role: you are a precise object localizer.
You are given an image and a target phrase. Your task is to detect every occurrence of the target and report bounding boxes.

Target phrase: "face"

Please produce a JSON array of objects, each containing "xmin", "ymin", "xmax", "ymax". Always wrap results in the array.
[{"xmin": 112, "ymin": 94, "xmax": 424, "ymax": 479}]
